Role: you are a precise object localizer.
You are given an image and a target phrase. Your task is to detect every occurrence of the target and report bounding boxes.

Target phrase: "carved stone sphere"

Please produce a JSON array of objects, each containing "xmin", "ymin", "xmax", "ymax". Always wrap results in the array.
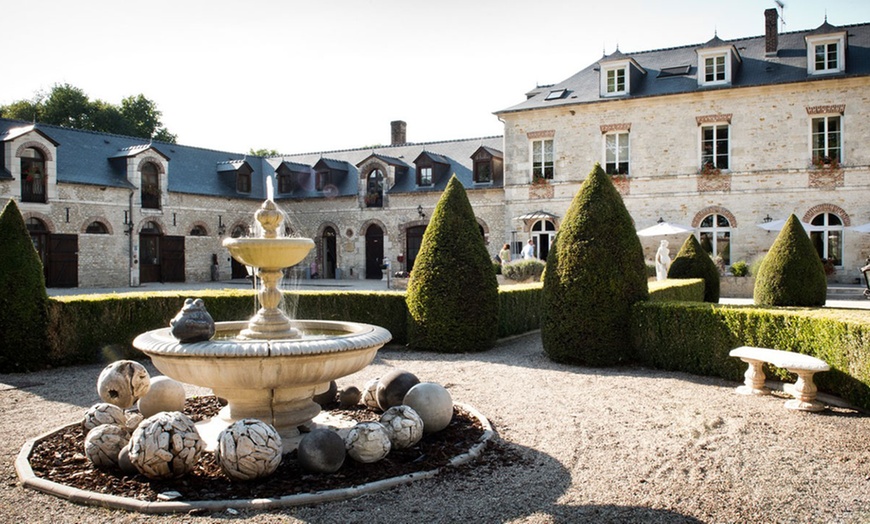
[
  {"xmin": 137, "ymin": 376, "xmax": 186, "ymax": 418},
  {"xmin": 338, "ymin": 386, "xmax": 362, "ymax": 408},
  {"xmin": 125, "ymin": 412, "xmax": 145, "ymax": 433},
  {"xmin": 215, "ymin": 419, "xmax": 283, "ymax": 481},
  {"xmin": 379, "ymin": 405, "xmax": 424, "ymax": 449},
  {"xmin": 128, "ymin": 411, "xmax": 203, "ymax": 479},
  {"xmin": 344, "ymin": 422, "xmax": 391, "ymax": 463},
  {"xmin": 403, "ymin": 382, "xmax": 454, "ymax": 433},
  {"xmin": 361, "ymin": 378, "xmax": 381, "ymax": 410},
  {"xmin": 84, "ymin": 424, "xmax": 129, "ymax": 469},
  {"xmin": 97, "ymin": 360, "xmax": 151, "ymax": 409},
  {"xmin": 169, "ymin": 298, "xmax": 215, "ymax": 343},
  {"xmin": 312, "ymin": 381, "xmax": 338, "ymax": 407},
  {"xmin": 376, "ymin": 369, "xmax": 420, "ymax": 411},
  {"xmin": 82, "ymin": 403, "xmax": 127, "ymax": 432},
  {"xmin": 297, "ymin": 428, "xmax": 346, "ymax": 473}
]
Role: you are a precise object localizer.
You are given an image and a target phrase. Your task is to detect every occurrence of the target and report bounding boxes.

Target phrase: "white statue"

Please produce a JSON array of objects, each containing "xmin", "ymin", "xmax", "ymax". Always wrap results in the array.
[{"xmin": 655, "ymin": 240, "xmax": 671, "ymax": 281}]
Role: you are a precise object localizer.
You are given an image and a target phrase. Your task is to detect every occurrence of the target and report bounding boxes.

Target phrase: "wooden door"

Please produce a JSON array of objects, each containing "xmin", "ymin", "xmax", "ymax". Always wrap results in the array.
[
  {"xmin": 46, "ymin": 234, "xmax": 78, "ymax": 288},
  {"xmin": 139, "ymin": 233, "xmax": 161, "ymax": 283},
  {"xmin": 160, "ymin": 236, "xmax": 185, "ymax": 282},
  {"xmin": 365, "ymin": 225, "xmax": 384, "ymax": 279}
]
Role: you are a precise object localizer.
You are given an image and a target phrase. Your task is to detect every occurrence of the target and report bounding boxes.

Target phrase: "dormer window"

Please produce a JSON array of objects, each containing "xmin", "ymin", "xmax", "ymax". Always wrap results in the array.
[
  {"xmin": 696, "ymin": 37, "xmax": 740, "ymax": 87},
  {"xmin": 704, "ymin": 54, "xmax": 726, "ymax": 83},
  {"xmin": 805, "ymin": 25, "xmax": 846, "ymax": 75},
  {"xmin": 606, "ymin": 67, "xmax": 626, "ymax": 94},
  {"xmin": 20, "ymin": 147, "xmax": 47, "ymax": 203},
  {"xmin": 598, "ymin": 53, "xmax": 645, "ymax": 98},
  {"xmin": 236, "ymin": 164, "xmax": 252, "ymax": 193},
  {"xmin": 471, "ymin": 146, "xmax": 503, "ymax": 184},
  {"xmin": 312, "ymin": 158, "xmax": 349, "ymax": 193},
  {"xmin": 413, "ymin": 151, "xmax": 450, "ymax": 187},
  {"xmin": 141, "ymin": 161, "xmax": 161, "ymax": 209},
  {"xmin": 419, "ymin": 167, "xmax": 433, "ymax": 186}
]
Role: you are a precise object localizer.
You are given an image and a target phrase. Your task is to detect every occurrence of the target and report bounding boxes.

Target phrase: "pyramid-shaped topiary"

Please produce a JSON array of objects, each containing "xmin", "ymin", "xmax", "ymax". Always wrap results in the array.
[
  {"xmin": 754, "ymin": 214, "xmax": 827, "ymax": 307},
  {"xmin": 541, "ymin": 163, "xmax": 648, "ymax": 366},
  {"xmin": 667, "ymin": 234, "xmax": 720, "ymax": 303},
  {"xmin": 0, "ymin": 199, "xmax": 50, "ymax": 372},
  {"xmin": 406, "ymin": 175, "xmax": 498, "ymax": 352}
]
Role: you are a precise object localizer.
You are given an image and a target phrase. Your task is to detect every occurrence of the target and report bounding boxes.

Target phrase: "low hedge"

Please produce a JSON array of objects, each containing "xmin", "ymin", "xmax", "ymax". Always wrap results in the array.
[
  {"xmin": 498, "ymin": 283, "xmax": 543, "ymax": 337},
  {"xmin": 631, "ymin": 301, "xmax": 870, "ymax": 410},
  {"xmin": 647, "ymin": 278, "xmax": 705, "ymax": 302}
]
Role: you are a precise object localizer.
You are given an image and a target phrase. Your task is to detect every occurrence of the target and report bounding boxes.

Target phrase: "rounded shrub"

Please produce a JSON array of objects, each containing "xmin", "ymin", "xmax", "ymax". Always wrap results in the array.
[
  {"xmin": 0, "ymin": 200, "xmax": 50, "ymax": 372},
  {"xmin": 541, "ymin": 163, "xmax": 648, "ymax": 366},
  {"xmin": 501, "ymin": 259, "xmax": 545, "ymax": 282},
  {"xmin": 729, "ymin": 260, "xmax": 749, "ymax": 277},
  {"xmin": 406, "ymin": 176, "xmax": 498, "ymax": 352},
  {"xmin": 667, "ymin": 235, "xmax": 720, "ymax": 303},
  {"xmin": 753, "ymin": 214, "xmax": 827, "ymax": 307}
]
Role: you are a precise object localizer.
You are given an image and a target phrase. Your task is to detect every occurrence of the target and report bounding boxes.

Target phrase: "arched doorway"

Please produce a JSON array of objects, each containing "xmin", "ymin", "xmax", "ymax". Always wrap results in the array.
[
  {"xmin": 405, "ymin": 225, "xmax": 426, "ymax": 274},
  {"xmin": 531, "ymin": 219, "xmax": 556, "ymax": 260},
  {"xmin": 322, "ymin": 227, "xmax": 337, "ymax": 279},
  {"xmin": 230, "ymin": 225, "xmax": 249, "ymax": 279},
  {"xmin": 365, "ymin": 225, "xmax": 384, "ymax": 279},
  {"xmin": 698, "ymin": 213, "xmax": 731, "ymax": 265}
]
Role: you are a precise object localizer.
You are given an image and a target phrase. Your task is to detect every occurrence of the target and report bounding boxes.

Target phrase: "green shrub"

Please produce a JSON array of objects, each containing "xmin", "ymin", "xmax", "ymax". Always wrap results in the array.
[
  {"xmin": 754, "ymin": 214, "xmax": 827, "ymax": 307},
  {"xmin": 501, "ymin": 259, "xmax": 545, "ymax": 282},
  {"xmin": 668, "ymin": 235, "xmax": 720, "ymax": 303},
  {"xmin": 493, "ymin": 261, "xmax": 502, "ymax": 275},
  {"xmin": 648, "ymin": 278, "xmax": 705, "ymax": 302},
  {"xmin": 541, "ymin": 163, "xmax": 648, "ymax": 366},
  {"xmin": 748, "ymin": 254, "xmax": 766, "ymax": 277},
  {"xmin": 406, "ymin": 176, "xmax": 499, "ymax": 352},
  {"xmin": 729, "ymin": 260, "xmax": 749, "ymax": 277},
  {"xmin": 497, "ymin": 283, "xmax": 543, "ymax": 337},
  {"xmin": 0, "ymin": 200, "xmax": 50, "ymax": 372}
]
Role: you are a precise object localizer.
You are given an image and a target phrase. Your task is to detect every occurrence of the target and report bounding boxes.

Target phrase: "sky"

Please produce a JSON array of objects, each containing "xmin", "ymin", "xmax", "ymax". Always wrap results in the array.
[{"xmin": 4, "ymin": 0, "xmax": 869, "ymax": 155}]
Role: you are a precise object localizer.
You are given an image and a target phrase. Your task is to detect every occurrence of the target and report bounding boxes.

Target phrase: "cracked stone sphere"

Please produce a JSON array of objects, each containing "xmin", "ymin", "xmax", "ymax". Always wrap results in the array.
[
  {"xmin": 125, "ymin": 412, "xmax": 144, "ymax": 433},
  {"xmin": 97, "ymin": 360, "xmax": 151, "ymax": 409},
  {"xmin": 379, "ymin": 405, "xmax": 424, "ymax": 449},
  {"xmin": 376, "ymin": 369, "xmax": 420, "ymax": 411},
  {"xmin": 82, "ymin": 403, "xmax": 127, "ymax": 432},
  {"xmin": 361, "ymin": 378, "xmax": 381, "ymax": 410},
  {"xmin": 84, "ymin": 424, "xmax": 129, "ymax": 469},
  {"xmin": 215, "ymin": 419, "xmax": 283, "ymax": 481},
  {"xmin": 128, "ymin": 411, "xmax": 203, "ymax": 479},
  {"xmin": 137, "ymin": 376, "xmax": 186, "ymax": 418},
  {"xmin": 297, "ymin": 428, "xmax": 346, "ymax": 473},
  {"xmin": 403, "ymin": 382, "xmax": 454, "ymax": 433},
  {"xmin": 344, "ymin": 421, "xmax": 391, "ymax": 463}
]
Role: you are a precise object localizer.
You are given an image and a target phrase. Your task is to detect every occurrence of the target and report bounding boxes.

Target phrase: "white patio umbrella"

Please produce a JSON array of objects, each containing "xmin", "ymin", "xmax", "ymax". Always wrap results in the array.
[
  {"xmin": 636, "ymin": 221, "xmax": 694, "ymax": 237},
  {"xmin": 850, "ymin": 222, "xmax": 870, "ymax": 233},
  {"xmin": 756, "ymin": 218, "xmax": 814, "ymax": 232}
]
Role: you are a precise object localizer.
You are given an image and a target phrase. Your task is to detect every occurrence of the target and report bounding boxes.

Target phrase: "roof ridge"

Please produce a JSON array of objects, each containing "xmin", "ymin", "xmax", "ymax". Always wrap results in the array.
[{"xmin": 286, "ymin": 135, "xmax": 503, "ymax": 157}]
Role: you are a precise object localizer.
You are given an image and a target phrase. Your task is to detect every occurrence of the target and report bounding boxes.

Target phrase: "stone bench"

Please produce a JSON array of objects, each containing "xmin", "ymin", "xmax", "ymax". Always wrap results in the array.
[{"xmin": 729, "ymin": 346, "xmax": 830, "ymax": 412}]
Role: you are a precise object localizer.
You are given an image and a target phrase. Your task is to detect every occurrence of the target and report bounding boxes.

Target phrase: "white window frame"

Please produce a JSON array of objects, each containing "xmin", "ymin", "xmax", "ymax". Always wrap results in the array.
[
  {"xmin": 600, "ymin": 62, "xmax": 630, "ymax": 97},
  {"xmin": 697, "ymin": 49, "xmax": 730, "ymax": 86},
  {"xmin": 700, "ymin": 124, "xmax": 730, "ymax": 170},
  {"xmin": 810, "ymin": 114, "xmax": 843, "ymax": 165},
  {"xmin": 806, "ymin": 35, "xmax": 845, "ymax": 75},
  {"xmin": 531, "ymin": 138, "xmax": 554, "ymax": 181},
  {"xmin": 809, "ymin": 212, "xmax": 844, "ymax": 267},
  {"xmin": 698, "ymin": 213, "xmax": 731, "ymax": 266},
  {"xmin": 419, "ymin": 166, "xmax": 433, "ymax": 187},
  {"xmin": 603, "ymin": 132, "xmax": 630, "ymax": 175}
]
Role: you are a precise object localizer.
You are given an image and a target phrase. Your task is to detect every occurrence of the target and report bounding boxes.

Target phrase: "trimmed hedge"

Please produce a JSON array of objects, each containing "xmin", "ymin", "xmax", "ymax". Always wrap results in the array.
[
  {"xmin": 754, "ymin": 214, "xmax": 827, "ymax": 307},
  {"xmin": 498, "ymin": 283, "xmax": 543, "ymax": 337},
  {"xmin": 502, "ymin": 259, "xmax": 545, "ymax": 282},
  {"xmin": 631, "ymin": 301, "xmax": 870, "ymax": 410},
  {"xmin": 668, "ymin": 235, "xmax": 720, "ymax": 303},
  {"xmin": 648, "ymin": 278, "xmax": 705, "ymax": 302}
]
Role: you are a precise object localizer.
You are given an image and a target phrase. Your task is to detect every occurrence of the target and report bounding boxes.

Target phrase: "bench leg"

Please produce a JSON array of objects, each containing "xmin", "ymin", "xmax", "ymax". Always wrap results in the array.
[
  {"xmin": 784, "ymin": 370, "xmax": 826, "ymax": 412},
  {"xmin": 735, "ymin": 358, "xmax": 770, "ymax": 395}
]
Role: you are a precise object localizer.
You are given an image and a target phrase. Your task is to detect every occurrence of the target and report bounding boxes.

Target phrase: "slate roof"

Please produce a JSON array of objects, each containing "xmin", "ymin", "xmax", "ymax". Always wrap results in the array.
[{"xmin": 498, "ymin": 21, "xmax": 870, "ymax": 114}]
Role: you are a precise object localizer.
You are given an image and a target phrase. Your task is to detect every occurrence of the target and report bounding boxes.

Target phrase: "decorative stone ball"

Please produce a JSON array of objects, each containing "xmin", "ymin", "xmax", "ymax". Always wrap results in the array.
[
  {"xmin": 338, "ymin": 386, "xmax": 362, "ymax": 408},
  {"xmin": 169, "ymin": 298, "xmax": 216, "ymax": 343},
  {"xmin": 344, "ymin": 422, "xmax": 391, "ymax": 463},
  {"xmin": 297, "ymin": 428, "xmax": 346, "ymax": 473},
  {"xmin": 117, "ymin": 442, "xmax": 137, "ymax": 474},
  {"xmin": 379, "ymin": 405, "xmax": 424, "ymax": 449},
  {"xmin": 125, "ymin": 412, "xmax": 144, "ymax": 433},
  {"xmin": 376, "ymin": 369, "xmax": 420, "ymax": 411},
  {"xmin": 361, "ymin": 378, "xmax": 381, "ymax": 410},
  {"xmin": 97, "ymin": 360, "xmax": 151, "ymax": 409},
  {"xmin": 312, "ymin": 381, "xmax": 338, "ymax": 407},
  {"xmin": 82, "ymin": 402, "xmax": 127, "ymax": 432},
  {"xmin": 403, "ymin": 382, "xmax": 454, "ymax": 433},
  {"xmin": 215, "ymin": 419, "xmax": 283, "ymax": 481},
  {"xmin": 137, "ymin": 376, "xmax": 186, "ymax": 418},
  {"xmin": 84, "ymin": 424, "xmax": 129, "ymax": 469},
  {"xmin": 128, "ymin": 411, "xmax": 203, "ymax": 479}
]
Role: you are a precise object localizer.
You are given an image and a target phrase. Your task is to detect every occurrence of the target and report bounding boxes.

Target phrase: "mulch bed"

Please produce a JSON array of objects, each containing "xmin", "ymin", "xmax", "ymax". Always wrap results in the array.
[{"xmin": 27, "ymin": 396, "xmax": 506, "ymax": 503}]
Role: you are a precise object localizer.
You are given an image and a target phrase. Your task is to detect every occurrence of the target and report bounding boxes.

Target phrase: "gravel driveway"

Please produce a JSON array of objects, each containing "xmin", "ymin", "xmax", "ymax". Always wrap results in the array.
[{"xmin": 2, "ymin": 332, "xmax": 868, "ymax": 524}]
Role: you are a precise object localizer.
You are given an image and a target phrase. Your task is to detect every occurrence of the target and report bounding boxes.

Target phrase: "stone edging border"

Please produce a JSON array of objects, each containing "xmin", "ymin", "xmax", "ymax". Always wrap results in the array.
[{"xmin": 15, "ymin": 402, "xmax": 494, "ymax": 514}]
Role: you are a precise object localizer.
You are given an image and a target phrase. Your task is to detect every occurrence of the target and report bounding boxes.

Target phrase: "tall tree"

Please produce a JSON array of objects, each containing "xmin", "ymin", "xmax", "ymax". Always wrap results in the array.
[{"xmin": 40, "ymin": 83, "xmax": 93, "ymax": 129}]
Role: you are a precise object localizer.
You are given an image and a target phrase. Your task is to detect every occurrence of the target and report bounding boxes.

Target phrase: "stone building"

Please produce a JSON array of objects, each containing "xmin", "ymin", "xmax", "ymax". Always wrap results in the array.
[{"xmin": 496, "ymin": 10, "xmax": 870, "ymax": 281}]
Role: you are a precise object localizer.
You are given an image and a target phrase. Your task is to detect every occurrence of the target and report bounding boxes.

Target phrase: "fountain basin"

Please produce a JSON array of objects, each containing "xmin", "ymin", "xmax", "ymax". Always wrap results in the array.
[
  {"xmin": 220, "ymin": 237, "xmax": 315, "ymax": 270},
  {"xmin": 134, "ymin": 320, "xmax": 391, "ymax": 450}
]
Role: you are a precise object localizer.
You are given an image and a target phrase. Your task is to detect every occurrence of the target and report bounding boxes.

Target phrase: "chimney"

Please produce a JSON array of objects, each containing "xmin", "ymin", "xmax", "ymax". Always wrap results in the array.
[
  {"xmin": 390, "ymin": 120, "xmax": 407, "ymax": 145},
  {"xmin": 764, "ymin": 8, "xmax": 778, "ymax": 57}
]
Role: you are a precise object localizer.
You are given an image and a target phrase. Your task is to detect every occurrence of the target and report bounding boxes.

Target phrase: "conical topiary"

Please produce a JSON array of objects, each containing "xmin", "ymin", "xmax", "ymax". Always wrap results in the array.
[
  {"xmin": 406, "ymin": 175, "xmax": 498, "ymax": 352},
  {"xmin": 754, "ymin": 214, "xmax": 827, "ymax": 307},
  {"xmin": 541, "ymin": 163, "xmax": 648, "ymax": 366},
  {"xmin": 0, "ymin": 199, "xmax": 50, "ymax": 372},
  {"xmin": 667, "ymin": 234, "xmax": 721, "ymax": 303}
]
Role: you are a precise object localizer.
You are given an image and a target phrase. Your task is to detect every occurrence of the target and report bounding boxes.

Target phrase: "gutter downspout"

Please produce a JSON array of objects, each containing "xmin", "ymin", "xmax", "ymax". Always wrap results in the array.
[{"xmin": 128, "ymin": 189, "xmax": 138, "ymax": 287}]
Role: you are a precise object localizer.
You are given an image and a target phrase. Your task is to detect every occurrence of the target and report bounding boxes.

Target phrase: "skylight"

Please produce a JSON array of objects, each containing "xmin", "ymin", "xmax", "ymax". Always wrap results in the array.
[
  {"xmin": 545, "ymin": 89, "xmax": 568, "ymax": 100},
  {"xmin": 657, "ymin": 65, "xmax": 691, "ymax": 78}
]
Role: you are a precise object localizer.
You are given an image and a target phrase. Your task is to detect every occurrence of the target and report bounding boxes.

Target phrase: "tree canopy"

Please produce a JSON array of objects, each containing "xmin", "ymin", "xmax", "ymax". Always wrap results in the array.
[{"xmin": 0, "ymin": 84, "xmax": 177, "ymax": 143}]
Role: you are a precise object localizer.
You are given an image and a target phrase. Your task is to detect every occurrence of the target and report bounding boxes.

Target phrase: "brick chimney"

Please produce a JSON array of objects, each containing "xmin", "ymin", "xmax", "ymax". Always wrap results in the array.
[
  {"xmin": 390, "ymin": 120, "xmax": 407, "ymax": 145},
  {"xmin": 765, "ymin": 8, "xmax": 779, "ymax": 57}
]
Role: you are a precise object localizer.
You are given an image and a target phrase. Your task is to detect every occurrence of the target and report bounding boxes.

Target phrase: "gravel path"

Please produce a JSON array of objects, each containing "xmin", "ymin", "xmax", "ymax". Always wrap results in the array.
[{"xmin": 2, "ymin": 332, "xmax": 869, "ymax": 524}]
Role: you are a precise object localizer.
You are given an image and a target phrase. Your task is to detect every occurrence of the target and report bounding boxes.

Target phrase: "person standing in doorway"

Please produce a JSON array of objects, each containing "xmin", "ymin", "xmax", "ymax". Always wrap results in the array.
[{"xmin": 522, "ymin": 239, "xmax": 536, "ymax": 260}]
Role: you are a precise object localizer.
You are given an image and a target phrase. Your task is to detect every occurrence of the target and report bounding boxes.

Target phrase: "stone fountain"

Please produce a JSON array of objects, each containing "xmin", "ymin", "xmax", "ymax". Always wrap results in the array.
[{"xmin": 133, "ymin": 198, "xmax": 392, "ymax": 451}]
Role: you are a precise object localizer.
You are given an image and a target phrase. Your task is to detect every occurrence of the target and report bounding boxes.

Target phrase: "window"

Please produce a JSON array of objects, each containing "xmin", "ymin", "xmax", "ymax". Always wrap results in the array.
[
  {"xmin": 701, "ymin": 124, "xmax": 729, "ymax": 170},
  {"xmin": 140, "ymin": 162, "xmax": 160, "ymax": 209},
  {"xmin": 810, "ymin": 213, "xmax": 843, "ymax": 266},
  {"xmin": 235, "ymin": 165, "xmax": 252, "ymax": 193},
  {"xmin": 806, "ymin": 33, "xmax": 845, "ymax": 75},
  {"xmin": 20, "ymin": 147, "xmax": 46, "ymax": 203},
  {"xmin": 474, "ymin": 160, "xmax": 492, "ymax": 183},
  {"xmin": 190, "ymin": 225, "xmax": 207, "ymax": 236},
  {"xmin": 315, "ymin": 171, "xmax": 330, "ymax": 191},
  {"xmin": 85, "ymin": 221, "xmax": 109, "ymax": 234},
  {"xmin": 366, "ymin": 168, "xmax": 384, "ymax": 208},
  {"xmin": 277, "ymin": 173, "xmax": 293, "ymax": 193},
  {"xmin": 605, "ymin": 132, "xmax": 630, "ymax": 175},
  {"xmin": 532, "ymin": 139, "xmax": 554, "ymax": 181},
  {"xmin": 606, "ymin": 67, "xmax": 626, "ymax": 94},
  {"xmin": 545, "ymin": 89, "xmax": 567, "ymax": 100},
  {"xmin": 811, "ymin": 115, "xmax": 841, "ymax": 165},
  {"xmin": 815, "ymin": 42, "xmax": 838, "ymax": 71},
  {"xmin": 419, "ymin": 166, "xmax": 433, "ymax": 186},
  {"xmin": 705, "ymin": 55, "xmax": 726, "ymax": 83},
  {"xmin": 698, "ymin": 213, "xmax": 731, "ymax": 265}
]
